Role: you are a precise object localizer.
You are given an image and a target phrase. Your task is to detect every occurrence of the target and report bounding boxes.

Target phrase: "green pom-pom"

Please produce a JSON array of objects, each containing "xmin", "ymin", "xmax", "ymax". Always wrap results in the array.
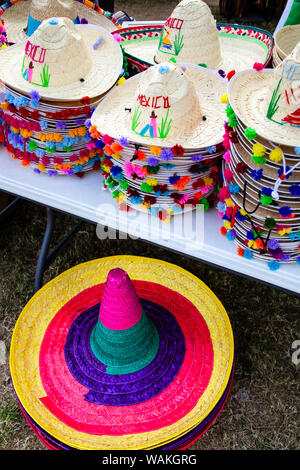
[
  {"xmin": 28, "ymin": 140, "xmax": 37, "ymax": 150},
  {"xmin": 45, "ymin": 146, "xmax": 56, "ymax": 153},
  {"xmin": 198, "ymin": 198, "xmax": 209, "ymax": 211},
  {"xmin": 198, "ymin": 63, "xmax": 207, "ymax": 68},
  {"xmin": 119, "ymin": 180, "xmax": 129, "ymax": 191},
  {"xmin": 244, "ymin": 127, "xmax": 257, "ymax": 140},
  {"xmin": 140, "ymin": 183, "xmax": 153, "ymax": 193},
  {"xmin": 170, "ymin": 57, "xmax": 177, "ymax": 63},
  {"xmin": 260, "ymin": 195, "xmax": 273, "ymax": 206},
  {"xmin": 108, "ymin": 180, "xmax": 118, "ymax": 189},
  {"xmin": 62, "ymin": 146, "xmax": 72, "ymax": 152},
  {"xmin": 112, "ymin": 190, "xmax": 119, "ymax": 198},
  {"xmin": 146, "ymin": 165, "xmax": 160, "ymax": 175},
  {"xmin": 264, "ymin": 217, "xmax": 276, "ymax": 230},
  {"xmin": 251, "ymin": 155, "xmax": 266, "ymax": 165}
]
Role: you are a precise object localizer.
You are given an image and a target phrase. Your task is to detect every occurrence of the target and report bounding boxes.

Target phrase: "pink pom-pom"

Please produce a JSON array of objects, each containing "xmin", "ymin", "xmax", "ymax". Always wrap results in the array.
[
  {"xmin": 224, "ymin": 168, "xmax": 233, "ymax": 182},
  {"xmin": 102, "ymin": 134, "xmax": 114, "ymax": 145},
  {"xmin": 223, "ymin": 151, "xmax": 231, "ymax": 163},
  {"xmin": 113, "ymin": 33, "xmax": 122, "ymax": 42},
  {"xmin": 253, "ymin": 62, "xmax": 264, "ymax": 71}
]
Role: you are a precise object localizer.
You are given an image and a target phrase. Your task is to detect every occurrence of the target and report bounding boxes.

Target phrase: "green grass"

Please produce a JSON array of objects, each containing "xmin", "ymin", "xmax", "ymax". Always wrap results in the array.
[
  {"xmin": 40, "ymin": 64, "xmax": 50, "ymax": 88},
  {"xmin": 158, "ymin": 108, "xmax": 172, "ymax": 138},
  {"xmin": 131, "ymin": 104, "xmax": 142, "ymax": 132},
  {"xmin": 0, "ymin": 199, "xmax": 299, "ymax": 450},
  {"xmin": 173, "ymin": 29, "xmax": 184, "ymax": 56}
]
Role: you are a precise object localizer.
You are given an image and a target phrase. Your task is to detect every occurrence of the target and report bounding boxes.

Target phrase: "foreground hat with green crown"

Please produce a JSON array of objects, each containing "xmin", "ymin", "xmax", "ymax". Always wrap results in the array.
[{"xmin": 10, "ymin": 255, "xmax": 234, "ymax": 449}]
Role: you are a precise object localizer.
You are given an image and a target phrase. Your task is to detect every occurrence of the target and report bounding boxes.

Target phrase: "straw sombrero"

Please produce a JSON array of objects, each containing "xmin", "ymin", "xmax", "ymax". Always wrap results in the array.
[
  {"xmin": 10, "ymin": 255, "xmax": 234, "ymax": 450},
  {"xmin": 274, "ymin": 24, "xmax": 300, "ymax": 61},
  {"xmin": 1, "ymin": 0, "xmax": 118, "ymax": 44},
  {"xmin": 117, "ymin": 0, "xmax": 273, "ymax": 74},
  {"xmin": 91, "ymin": 61, "xmax": 226, "ymax": 149},
  {"xmin": 0, "ymin": 17, "xmax": 123, "ymax": 101},
  {"xmin": 228, "ymin": 44, "xmax": 300, "ymax": 148}
]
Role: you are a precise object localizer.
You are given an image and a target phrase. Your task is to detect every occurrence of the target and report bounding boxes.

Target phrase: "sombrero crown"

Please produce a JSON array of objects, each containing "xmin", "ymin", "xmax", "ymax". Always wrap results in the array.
[
  {"xmin": 90, "ymin": 268, "xmax": 159, "ymax": 375},
  {"xmin": 131, "ymin": 62, "xmax": 203, "ymax": 140},
  {"xmin": 25, "ymin": 0, "xmax": 78, "ymax": 36},
  {"xmin": 266, "ymin": 42, "xmax": 300, "ymax": 127},
  {"xmin": 154, "ymin": 0, "xmax": 222, "ymax": 69},
  {"xmin": 22, "ymin": 17, "xmax": 92, "ymax": 88}
]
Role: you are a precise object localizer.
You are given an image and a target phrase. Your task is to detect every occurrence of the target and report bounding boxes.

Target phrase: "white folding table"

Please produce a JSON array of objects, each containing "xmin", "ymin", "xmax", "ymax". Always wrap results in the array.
[{"xmin": 0, "ymin": 149, "xmax": 299, "ymax": 294}]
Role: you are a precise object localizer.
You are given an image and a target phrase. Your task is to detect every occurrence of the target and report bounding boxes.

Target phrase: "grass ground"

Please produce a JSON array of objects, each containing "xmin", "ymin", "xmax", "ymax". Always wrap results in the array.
[{"xmin": 0, "ymin": 0, "xmax": 299, "ymax": 452}]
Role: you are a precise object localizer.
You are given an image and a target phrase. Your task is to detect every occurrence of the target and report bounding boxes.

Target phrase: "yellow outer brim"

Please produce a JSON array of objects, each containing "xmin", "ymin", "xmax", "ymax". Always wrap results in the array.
[{"xmin": 10, "ymin": 255, "xmax": 234, "ymax": 450}]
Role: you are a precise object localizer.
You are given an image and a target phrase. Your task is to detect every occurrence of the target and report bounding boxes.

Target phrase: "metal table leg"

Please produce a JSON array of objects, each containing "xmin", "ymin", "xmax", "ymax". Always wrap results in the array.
[{"xmin": 34, "ymin": 206, "xmax": 84, "ymax": 292}]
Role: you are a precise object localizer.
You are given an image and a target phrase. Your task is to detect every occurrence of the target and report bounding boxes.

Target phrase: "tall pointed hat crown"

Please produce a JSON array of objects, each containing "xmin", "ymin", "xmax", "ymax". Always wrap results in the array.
[
  {"xmin": 90, "ymin": 268, "xmax": 159, "ymax": 375},
  {"xmin": 154, "ymin": 0, "xmax": 222, "ymax": 69}
]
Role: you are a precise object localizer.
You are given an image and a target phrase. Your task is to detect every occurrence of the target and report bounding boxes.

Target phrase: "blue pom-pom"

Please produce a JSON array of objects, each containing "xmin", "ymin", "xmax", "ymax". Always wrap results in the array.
[
  {"xmin": 243, "ymin": 249, "xmax": 253, "ymax": 259},
  {"xmin": 268, "ymin": 260, "xmax": 280, "ymax": 271},
  {"xmin": 158, "ymin": 64, "xmax": 170, "ymax": 74}
]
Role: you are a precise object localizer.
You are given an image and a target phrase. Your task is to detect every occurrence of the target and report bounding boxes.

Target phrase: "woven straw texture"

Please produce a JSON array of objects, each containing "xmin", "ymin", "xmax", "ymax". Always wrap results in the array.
[
  {"xmin": 10, "ymin": 255, "xmax": 234, "ymax": 450},
  {"xmin": 154, "ymin": 0, "xmax": 222, "ymax": 68},
  {"xmin": 228, "ymin": 67, "xmax": 300, "ymax": 147},
  {"xmin": 91, "ymin": 63, "xmax": 226, "ymax": 149},
  {"xmin": 274, "ymin": 25, "xmax": 300, "ymax": 60},
  {"xmin": 2, "ymin": 0, "xmax": 116, "ymax": 43},
  {"xmin": 0, "ymin": 19, "xmax": 123, "ymax": 101}
]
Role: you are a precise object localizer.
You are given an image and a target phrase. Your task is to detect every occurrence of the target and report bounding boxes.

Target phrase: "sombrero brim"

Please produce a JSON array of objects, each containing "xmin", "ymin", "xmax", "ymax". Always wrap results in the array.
[
  {"xmin": 116, "ymin": 23, "xmax": 273, "ymax": 73},
  {"xmin": 1, "ymin": 0, "xmax": 116, "ymax": 44},
  {"xmin": 274, "ymin": 25, "xmax": 300, "ymax": 61},
  {"xmin": 91, "ymin": 64, "xmax": 227, "ymax": 149},
  {"xmin": 16, "ymin": 364, "xmax": 234, "ymax": 450},
  {"xmin": 228, "ymin": 69, "xmax": 300, "ymax": 147},
  {"xmin": 10, "ymin": 255, "xmax": 234, "ymax": 450},
  {"xmin": 0, "ymin": 24, "xmax": 123, "ymax": 101}
]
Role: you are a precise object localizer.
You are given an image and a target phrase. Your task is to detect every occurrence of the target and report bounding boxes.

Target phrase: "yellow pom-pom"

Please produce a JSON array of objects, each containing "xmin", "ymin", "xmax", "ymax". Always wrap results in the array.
[
  {"xmin": 117, "ymin": 77, "xmax": 126, "ymax": 86},
  {"xmin": 220, "ymin": 93, "xmax": 229, "ymax": 104},
  {"xmin": 224, "ymin": 220, "xmax": 232, "ymax": 230},
  {"xmin": 203, "ymin": 177, "xmax": 213, "ymax": 186},
  {"xmin": 146, "ymin": 177, "xmax": 158, "ymax": 186},
  {"xmin": 252, "ymin": 143, "xmax": 266, "ymax": 157},
  {"xmin": 269, "ymin": 147, "xmax": 283, "ymax": 163},
  {"xmin": 225, "ymin": 198, "xmax": 234, "ymax": 208},
  {"xmin": 150, "ymin": 146, "xmax": 161, "ymax": 156},
  {"xmin": 38, "ymin": 164, "xmax": 46, "ymax": 172}
]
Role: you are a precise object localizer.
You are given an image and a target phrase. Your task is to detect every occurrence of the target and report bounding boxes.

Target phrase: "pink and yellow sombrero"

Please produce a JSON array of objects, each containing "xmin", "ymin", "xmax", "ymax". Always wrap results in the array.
[{"xmin": 10, "ymin": 255, "xmax": 234, "ymax": 450}]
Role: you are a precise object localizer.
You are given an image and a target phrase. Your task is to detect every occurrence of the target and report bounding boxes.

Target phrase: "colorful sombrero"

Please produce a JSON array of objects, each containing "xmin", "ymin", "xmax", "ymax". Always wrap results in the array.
[
  {"xmin": 216, "ymin": 49, "xmax": 300, "ymax": 269},
  {"xmin": 274, "ymin": 24, "xmax": 300, "ymax": 64},
  {"xmin": 1, "ymin": 0, "xmax": 119, "ymax": 44},
  {"xmin": 0, "ymin": 17, "xmax": 123, "ymax": 101},
  {"xmin": 0, "ymin": 16, "xmax": 123, "ymax": 175},
  {"xmin": 10, "ymin": 255, "xmax": 234, "ymax": 450},
  {"xmin": 89, "ymin": 61, "xmax": 226, "ymax": 217},
  {"xmin": 116, "ymin": 0, "xmax": 273, "ymax": 75}
]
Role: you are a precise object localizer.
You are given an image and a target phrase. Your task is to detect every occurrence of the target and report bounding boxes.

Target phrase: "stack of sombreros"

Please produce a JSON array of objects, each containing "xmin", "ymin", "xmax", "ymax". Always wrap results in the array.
[
  {"xmin": 0, "ymin": 0, "xmax": 121, "ymax": 44},
  {"xmin": 0, "ymin": 16, "xmax": 123, "ymax": 176},
  {"xmin": 10, "ymin": 255, "xmax": 234, "ymax": 450},
  {"xmin": 89, "ymin": 61, "xmax": 227, "ymax": 219},
  {"xmin": 217, "ymin": 44, "xmax": 300, "ymax": 270},
  {"xmin": 273, "ymin": 24, "xmax": 300, "ymax": 67},
  {"xmin": 114, "ymin": 0, "xmax": 273, "ymax": 77}
]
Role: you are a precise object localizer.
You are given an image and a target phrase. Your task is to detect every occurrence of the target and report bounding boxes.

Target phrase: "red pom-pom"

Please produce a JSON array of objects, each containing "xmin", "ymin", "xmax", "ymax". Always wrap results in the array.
[
  {"xmin": 227, "ymin": 70, "xmax": 236, "ymax": 81},
  {"xmin": 253, "ymin": 62, "xmax": 264, "ymax": 71},
  {"xmin": 220, "ymin": 226, "xmax": 227, "ymax": 236}
]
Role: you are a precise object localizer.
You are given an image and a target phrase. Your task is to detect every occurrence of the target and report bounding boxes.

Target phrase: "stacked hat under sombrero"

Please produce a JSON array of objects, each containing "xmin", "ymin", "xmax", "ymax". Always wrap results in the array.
[
  {"xmin": 217, "ymin": 44, "xmax": 300, "ymax": 270},
  {"xmin": 0, "ymin": 0, "xmax": 121, "ymax": 44},
  {"xmin": 89, "ymin": 61, "xmax": 227, "ymax": 218},
  {"xmin": 10, "ymin": 255, "xmax": 234, "ymax": 450},
  {"xmin": 273, "ymin": 24, "xmax": 300, "ymax": 67},
  {"xmin": 115, "ymin": 0, "xmax": 273, "ymax": 76},
  {"xmin": 0, "ymin": 17, "xmax": 123, "ymax": 176}
]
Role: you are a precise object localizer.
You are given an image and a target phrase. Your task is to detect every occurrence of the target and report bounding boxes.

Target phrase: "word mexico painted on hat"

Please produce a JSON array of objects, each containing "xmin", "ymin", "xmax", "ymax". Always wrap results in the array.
[
  {"xmin": 164, "ymin": 17, "xmax": 184, "ymax": 30},
  {"xmin": 137, "ymin": 94, "xmax": 171, "ymax": 109}
]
